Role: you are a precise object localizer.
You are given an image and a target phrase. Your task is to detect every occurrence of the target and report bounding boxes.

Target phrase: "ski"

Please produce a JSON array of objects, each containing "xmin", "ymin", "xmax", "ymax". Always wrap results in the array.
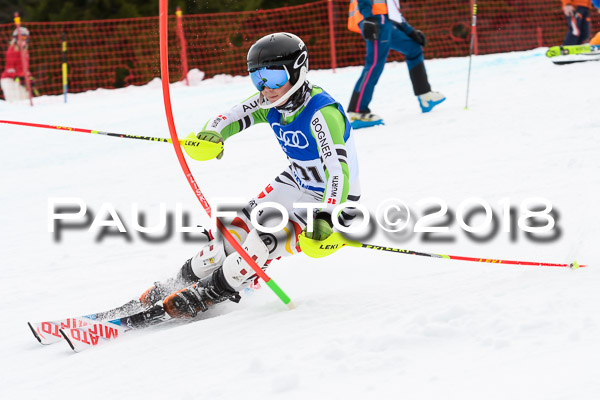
[
  {"xmin": 59, "ymin": 320, "xmax": 128, "ymax": 352},
  {"xmin": 59, "ymin": 305, "xmax": 170, "ymax": 352},
  {"xmin": 27, "ymin": 299, "xmax": 143, "ymax": 345},
  {"xmin": 28, "ymin": 318, "xmax": 95, "ymax": 345},
  {"xmin": 30, "ymin": 284, "xmax": 257, "ymax": 351},
  {"xmin": 550, "ymin": 52, "xmax": 600, "ymax": 65},
  {"xmin": 350, "ymin": 119, "xmax": 385, "ymax": 129},
  {"xmin": 58, "ymin": 287, "xmax": 253, "ymax": 352},
  {"xmin": 545, "ymin": 44, "xmax": 600, "ymax": 58}
]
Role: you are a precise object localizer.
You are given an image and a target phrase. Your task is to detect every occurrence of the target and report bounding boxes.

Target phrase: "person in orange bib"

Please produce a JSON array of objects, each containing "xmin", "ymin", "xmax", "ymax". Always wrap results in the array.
[{"xmin": 561, "ymin": 0, "xmax": 594, "ymax": 45}]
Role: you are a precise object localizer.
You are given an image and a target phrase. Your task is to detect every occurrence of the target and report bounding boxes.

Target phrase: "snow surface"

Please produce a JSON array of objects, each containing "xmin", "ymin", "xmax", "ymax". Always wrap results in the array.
[{"xmin": 1, "ymin": 49, "xmax": 600, "ymax": 400}]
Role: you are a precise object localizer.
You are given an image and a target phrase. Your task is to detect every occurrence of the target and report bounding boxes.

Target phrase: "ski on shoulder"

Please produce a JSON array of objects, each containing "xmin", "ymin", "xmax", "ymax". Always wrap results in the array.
[
  {"xmin": 545, "ymin": 44, "xmax": 599, "ymax": 57},
  {"xmin": 545, "ymin": 44, "xmax": 600, "ymax": 65}
]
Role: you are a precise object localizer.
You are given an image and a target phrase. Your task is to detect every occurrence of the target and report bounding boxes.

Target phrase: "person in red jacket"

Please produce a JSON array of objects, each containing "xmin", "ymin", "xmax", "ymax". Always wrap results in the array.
[
  {"xmin": 562, "ymin": 0, "xmax": 593, "ymax": 45},
  {"xmin": 1, "ymin": 27, "xmax": 31, "ymax": 102}
]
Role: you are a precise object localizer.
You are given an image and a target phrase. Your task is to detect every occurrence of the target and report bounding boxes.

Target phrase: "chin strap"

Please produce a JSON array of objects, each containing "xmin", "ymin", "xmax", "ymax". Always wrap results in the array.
[
  {"xmin": 258, "ymin": 66, "xmax": 308, "ymax": 110},
  {"xmin": 276, "ymin": 82, "xmax": 312, "ymax": 113}
]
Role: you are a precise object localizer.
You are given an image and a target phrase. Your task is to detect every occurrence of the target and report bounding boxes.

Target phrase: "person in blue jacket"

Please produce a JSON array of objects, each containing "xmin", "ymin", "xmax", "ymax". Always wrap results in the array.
[{"xmin": 347, "ymin": 0, "xmax": 445, "ymax": 128}]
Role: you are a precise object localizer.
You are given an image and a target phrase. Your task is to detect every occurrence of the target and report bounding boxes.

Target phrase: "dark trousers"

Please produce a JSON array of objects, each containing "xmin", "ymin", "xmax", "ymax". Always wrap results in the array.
[
  {"xmin": 563, "ymin": 6, "xmax": 591, "ymax": 46},
  {"xmin": 348, "ymin": 15, "xmax": 431, "ymax": 113}
]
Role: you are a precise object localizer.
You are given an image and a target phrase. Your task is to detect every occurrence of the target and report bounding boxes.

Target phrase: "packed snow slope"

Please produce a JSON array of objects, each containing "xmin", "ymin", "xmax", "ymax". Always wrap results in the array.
[{"xmin": 1, "ymin": 49, "xmax": 599, "ymax": 400}]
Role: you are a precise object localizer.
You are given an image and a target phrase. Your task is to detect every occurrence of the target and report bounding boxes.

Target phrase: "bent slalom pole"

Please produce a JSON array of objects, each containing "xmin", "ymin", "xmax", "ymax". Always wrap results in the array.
[
  {"xmin": 299, "ymin": 233, "xmax": 586, "ymax": 269},
  {"xmin": 158, "ymin": 0, "xmax": 294, "ymax": 309},
  {"xmin": 0, "ymin": 119, "xmax": 222, "ymax": 161}
]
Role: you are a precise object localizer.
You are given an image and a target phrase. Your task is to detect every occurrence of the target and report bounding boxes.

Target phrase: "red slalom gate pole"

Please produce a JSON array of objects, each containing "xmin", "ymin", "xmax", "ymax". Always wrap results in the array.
[
  {"xmin": 175, "ymin": 6, "xmax": 189, "ymax": 86},
  {"xmin": 158, "ymin": 0, "xmax": 294, "ymax": 309},
  {"xmin": 327, "ymin": 0, "xmax": 337, "ymax": 72}
]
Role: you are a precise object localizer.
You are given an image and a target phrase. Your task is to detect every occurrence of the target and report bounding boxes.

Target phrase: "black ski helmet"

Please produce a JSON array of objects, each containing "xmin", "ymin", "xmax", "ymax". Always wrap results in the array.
[{"xmin": 247, "ymin": 32, "xmax": 309, "ymax": 109}]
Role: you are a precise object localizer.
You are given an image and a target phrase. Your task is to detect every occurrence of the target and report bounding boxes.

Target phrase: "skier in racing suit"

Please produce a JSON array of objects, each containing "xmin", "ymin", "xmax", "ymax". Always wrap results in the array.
[{"xmin": 132, "ymin": 32, "xmax": 361, "ymax": 325}]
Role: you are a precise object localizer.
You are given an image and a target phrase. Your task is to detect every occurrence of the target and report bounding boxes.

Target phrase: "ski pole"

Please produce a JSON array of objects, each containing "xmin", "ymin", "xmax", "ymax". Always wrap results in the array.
[
  {"xmin": 0, "ymin": 119, "xmax": 222, "ymax": 161},
  {"xmin": 158, "ymin": 0, "xmax": 294, "ymax": 309},
  {"xmin": 465, "ymin": 0, "xmax": 478, "ymax": 109},
  {"xmin": 299, "ymin": 232, "xmax": 586, "ymax": 269},
  {"xmin": 61, "ymin": 31, "xmax": 68, "ymax": 103}
]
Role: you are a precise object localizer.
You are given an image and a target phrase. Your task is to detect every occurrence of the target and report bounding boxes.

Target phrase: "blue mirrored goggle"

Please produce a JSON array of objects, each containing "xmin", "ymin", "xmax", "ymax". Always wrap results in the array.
[{"xmin": 250, "ymin": 67, "xmax": 289, "ymax": 91}]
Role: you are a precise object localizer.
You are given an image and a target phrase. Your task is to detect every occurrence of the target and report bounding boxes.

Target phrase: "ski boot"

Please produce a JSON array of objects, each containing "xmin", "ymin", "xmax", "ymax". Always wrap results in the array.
[
  {"xmin": 120, "ymin": 304, "xmax": 167, "ymax": 329},
  {"xmin": 139, "ymin": 281, "xmax": 173, "ymax": 307},
  {"xmin": 418, "ymin": 91, "xmax": 446, "ymax": 113},
  {"xmin": 348, "ymin": 111, "xmax": 384, "ymax": 129},
  {"xmin": 162, "ymin": 268, "xmax": 240, "ymax": 319},
  {"xmin": 139, "ymin": 231, "xmax": 227, "ymax": 307}
]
